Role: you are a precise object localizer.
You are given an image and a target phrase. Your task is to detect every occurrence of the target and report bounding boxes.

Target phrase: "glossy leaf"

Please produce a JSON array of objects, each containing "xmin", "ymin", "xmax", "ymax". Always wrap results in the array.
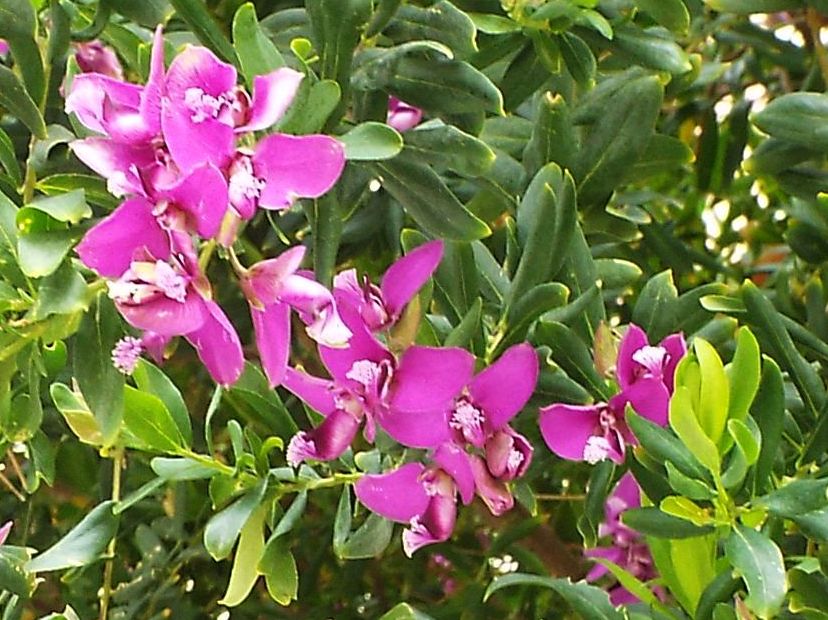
[
  {"xmin": 724, "ymin": 525, "xmax": 787, "ymax": 619},
  {"xmin": 233, "ymin": 2, "xmax": 285, "ymax": 85},
  {"xmin": 341, "ymin": 122, "xmax": 403, "ymax": 161}
]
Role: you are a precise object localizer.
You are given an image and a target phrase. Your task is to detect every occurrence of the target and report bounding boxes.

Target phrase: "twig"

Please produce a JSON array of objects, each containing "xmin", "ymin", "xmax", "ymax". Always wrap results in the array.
[
  {"xmin": 99, "ymin": 448, "xmax": 124, "ymax": 620},
  {"xmin": 0, "ymin": 465, "xmax": 25, "ymax": 502},
  {"xmin": 6, "ymin": 450, "xmax": 26, "ymax": 491},
  {"xmin": 534, "ymin": 493, "xmax": 586, "ymax": 501},
  {"xmin": 806, "ymin": 8, "xmax": 828, "ymax": 89}
]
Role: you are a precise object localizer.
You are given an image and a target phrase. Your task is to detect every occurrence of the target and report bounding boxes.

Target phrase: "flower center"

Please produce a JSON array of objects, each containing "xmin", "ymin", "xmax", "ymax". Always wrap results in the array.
[
  {"xmin": 344, "ymin": 358, "xmax": 394, "ymax": 417},
  {"xmin": 632, "ymin": 345, "xmax": 668, "ymax": 379},
  {"xmin": 229, "ymin": 156, "xmax": 265, "ymax": 202},
  {"xmin": 153, "ymin": 260, "xmax": 188, "ymax": 302},
  {"xmin": 506, "ymin": 448, "xmax": 525, "ymax": 474},
  {"xmin": 108, "ymin": 259, "xmax": 190, "ymax": 305},
  {"xmin": 286, "ymin": 432, "xmax": 315, "ymax": 467},
  {"xmin": 583, "ymin": 436, "xmax": 611, "ymax": 464},
  {"xmin": 184, "ymin": 87, "xmax": 240, "ymax": 124},
  {"xmin": 449, "ymin": 399, "xmax": 486, "ymax": 446}
]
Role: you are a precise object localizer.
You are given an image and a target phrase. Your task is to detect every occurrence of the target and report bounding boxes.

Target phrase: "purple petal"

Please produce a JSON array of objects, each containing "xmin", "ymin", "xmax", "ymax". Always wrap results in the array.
[
  {"xmin": 616, "ymin": 324, "xmax": 648, "ymax": 390},
  {"xmin": 469, "ymin": 455, "xmax": 514, "ymax": 516},
  {"xmin": 584, "ymin": 545, "xmax": 626, "ymax": 582},
  {"xmin": 118, "ymin": 292, "xmax": 206, "ymax": 336},
  {"xmin": 281, "ymin": 367, "xmax": 338, "ymax": 415},
  {"xmin": 236, "ymin": 68, "xmax": 304, "ymax": 133},
  {"xmin": 162, "ymin": 46, "xmax": 237, "ymax": 171},
  {"xmin": 286, "ymin": 408, "xmax": 360, "ymax": 465},
  {"xmin": 75, "ymin": 41, "xmax": 124, "ymax": 80},
  {"xmin": 659, "ymin": 332, "xmax": 687, "ymax": 392},
  {"xmin": 139, "ymin": 26, "xmax": 165, "ymax": 137},
  {"xmin": 606, "ymin": 472, "xmax": 641, "ymax": 523},
  {"xmin": 141, "ymin": 331, "xmax": 170, "ymax": 364},
  {"xmin": 538, "ymin": 403, "xmax": 601, "ymax": 461},
  {"xmin": 390, "ymin": 346, "xmax": 474, "ymax": 413},
  {"xmin": 251, "ymin": 302, "xmax": 291, "ymax": 388},
  {"xmin": 77, "ymin": 197, "xmax": 169, "ymax": 277},
  {"xmin": 70, "ymin": 138, "xmax": 155, "ymax": 195},
  {"xmin": 246, "ymin": 246, "xmax": 306, "ymax": 303},
  {"xmin": 355, "ymin": 462, "xmax": 430, "ymax": 523},
  {"xmin": 380, "ymin": 240, "xmax": 443, "ymax": 320},
  {"xmin": 485, "ymin": 427, "xmax": 533, "ymax": 481},
  {"xmin": 253, "ymin": 134, "xmax": 345, "ymax": 210},
  {"xmin": 319, "ymin": 303, "xmax": 392, "ymax": 384},
  {"xmin": 162, "ymin": 163, "xmax": 229, "ymax": 238},
  {"xmin": 612, "ymin": 378, "xmax": 669, "ymax": 427},
  {"xmin": 387, "ymin": 97, "xmax": 423, "ymax": 133},
  {"xmin": 433, "ymin": 443, "xmax": 475, "ymax": 505},
  {"xmin": 402, "ymin": 485, "xmax": 457, "ymax": 557},
  {"xmin": 469, "ymin": 342, "xmax": 538, "ymax": 430},
  {"xmin": 0, "ymin": 521, "xmax": 11, "ymax": 545},
  {"xmin": 184, "ymin": 300, "xmax": 244, "ymax": 386},
  {"xmin": 65, "ymin": 74, "xmax": 141, "ymax": 135},
  {"xmin": 377, "ymin": 405, "xmax": 451, "ymax": 449}
]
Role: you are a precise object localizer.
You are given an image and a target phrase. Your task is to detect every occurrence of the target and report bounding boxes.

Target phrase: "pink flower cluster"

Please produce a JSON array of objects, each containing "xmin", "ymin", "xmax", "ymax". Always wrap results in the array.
[
  {"xmin": 586, "ymin": 473, "xmax": 661, "ymax": 605},
  {"xmin": 280, "ymin": 242, "xmax": 539, "ymax": 556},
  {"xmin": 67, "ymin": 29, "xmax": 347, "ymax": 386}
]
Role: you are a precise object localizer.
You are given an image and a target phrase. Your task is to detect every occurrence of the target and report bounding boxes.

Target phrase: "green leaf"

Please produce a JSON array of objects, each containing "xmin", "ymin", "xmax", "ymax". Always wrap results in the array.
[
  {"xmin": 670, "ymin": 386, "xmax": 721, "ymax": 474},
  {"xmin": 232, "ymin": 2, "xmax": 285, "ymax": 85},
  {"xmin": 35, "ymin": 175, "xmax": 117, "ymax": 210},
  {"xmin": 0, "ymin": 65, "xmax": 45, "ymax": 138},
  {"xmin": 0, "ymin": 547, "xmax": 35, "ymax": 597},
  {"xmin": 204, "ymin": 481, "xmax": 266, "ymax": 561},
  {"xmin": 384, "ymin": 1, "xmax": 477, "ymax": 58},
  {"xmin": 341, "ymin": 122, "xmax": 403, "ymax": 161},
  {"xmin": 337, "ymin": 513, "xmax": 394, "ymax": 559},
  {"xmin": 742, "ymin": 280, "xmax": 825, "ymax": 420},
  {"xmin": 132, "ymin": 360, "xmax": 192, "ymax": 445},
  {"xmin": 49, "ymin": 382, "xmax": 102, "ymax": 446},
  {"xmin": 219, "ymin": 504, "xmax": 267, "ymax": 607},
  {"xmin": 757, "ymin": 478, "xmax": 828, "ymax": 517},
  {"xmin": 15, "ymin": 207, "xmax": 81, "ymax": 278},
  {"xmin": 660, "ymin": 496, "xmax": 715, "ymax": 527},
  {"xmin": 752, "ymin": 92, "xmax": 828, "ymax": 151},
  {"xmin": 628, "ymin": 134, "xmax": 695, "ymax": 181},
  {"xmin": 27, "ymin": 501, "xmax": 119, "ymax": 572},
  {"xmin": 594, "ymin": 259, "xmax": 642, "ymax": 289},
  {"xmin": 752, "ymin": 357, "xmax": 784, "ymax": 493},
  {"xmin": 534, "ymin": 321, "xmax": 611, "ymax": 401},
  {"xmin": 122, "ymin": 386, "xmax": 186, "ymax": 454},
  {"xmin": 403, "ymin": 124, "xmax": 495, "ymax": 177},
  {"xmin": 627, "ymin": 411, "xmax": 709, "ymax": 482},
  {"xmin": 614, "ymin": 25, "xmax": 692, "ymax": 74},
  {"xmin": 633, "ymin": 0, "xmax": 690, "ymax": 32},
  {"xmin": 591, "ymin": 558, "xmax": 663, "ymax": 609},
  {"xmin": 484, "ymin": 574, "xmax": 623, "ymax": 619},
  {"xmin": 72, "ymin": 295, "xmax": 124, "ymax": 446},
  {"xmin": 370, "ymin": 158, "xmax": 490, "ymax": 241},
  {"xmin": 558, "ymin": 32, "xmax": 596, "ymax": 87},
  {"xmin": 500, "ymin": 283, "xmax": 568, "ymax": 352},
  {"xmin": 333, "ymin": 485, "xmax": 351, "ymax": 554},
  {"xmin": 444, "ymin": 297, "xmax": 483, "ymax": 348},
  {"xmin": 666, "ymin": 461, "xmax": 714, "ymax": 500},
  {"xmin": 574, "ymin": 74, "xmax": 664, "ymax": 207},
  {"xmin": 379, "ymin": 603, "xmax": 435, "ymax": 620},
  {"xmin": 259, "ymin": 536, "xmax": 298, "ymax": 606},
  {"xmin": 631, "ymin": 270, "xmax": 678, "ymax": 340},
  {"xmin": 510, "ymin": 164, "xmax": 577, "ymax": 302},
  {"xmin": 667, "ymin": 535, "xmax": 718, "ymax": 615},
  {"xmin": 169, "ymin": 0, "xmax": 238, "ymax": 64},
  {"xmin": 0, "ymin": 128, "xmax": 20, "ymax": 185},
  {"xmin": 724, "ymin": 525, "xmax": 788, "ymax": 619},
  {"xmin": 306, "ymin": 0, "xmax": 371, "ymax": 96},
  {"xmin": 151, "ymin": 457, "xmax": 218, "ymax": 481},
  {"xmin": 30, "ymin": 262, "xmax": 88, "ymax": 320},
  {"xmin": 704, "ymin": 0, "xmax": 802, "ymax": 10},
  {"xmin": 578, "ymin": 460, "xmax": 615, "ymax": 547},
  {"xmin": 622, "ymin": 507, "xmax": 715, "ymax": 538},
  {"xmin": 27, "ymin": 190, "xmax": 90, "ymax": 224},
  {"xmin": 694, "ymin": 338, "xmax": 730, "ymax": 445},
  {"xmin": 727, "ymin": 418, "xmax": 760, "ymax": 465},
  {"xmin": 523, "ymin": 92, "xmax": 578, "ymax": 177},
  {"xmin": 0, "ymin": 0, "xmax": 45, "ymax": 106}
]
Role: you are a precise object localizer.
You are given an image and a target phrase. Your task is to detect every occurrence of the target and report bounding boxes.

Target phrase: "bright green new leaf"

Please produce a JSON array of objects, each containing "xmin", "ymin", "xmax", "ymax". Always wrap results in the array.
[
  {"xmin": 694, "ymin": 338, "xmax": 730, "ymax": 445},
  {"xmin": 727, "ymin": 418, "xmax": 760, "ymax": 465},
  {"xmin": 219, "ymin": 504, "xmax": 267, "ymax": 607},
  {"xmin": 669, "ymin": 386, "xmax": 721, "ymax": 474},
  {"xmin": 122, "ymin": 386, "xmax": 187, "ymax": 454},
  {"xmin": 132, "ymin": 360, "xmax": 192, "ymax": 445},
  {"xmin": 660, "ymin": 496, "xmax": 715, "ymax": 527},
  {"xmin": 726, "ymin": 327, "xmax": 761, "ymax": 424}
]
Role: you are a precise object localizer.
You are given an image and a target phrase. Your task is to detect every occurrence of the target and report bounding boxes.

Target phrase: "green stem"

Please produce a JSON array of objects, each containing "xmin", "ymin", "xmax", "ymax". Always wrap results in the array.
[
  {"xmin": 198, "ymin": 239, "xmax": 217, "ymax": 273},
  {"xmin": 99, "ymin": 448, "xmax": 124, "ymax": 620}
]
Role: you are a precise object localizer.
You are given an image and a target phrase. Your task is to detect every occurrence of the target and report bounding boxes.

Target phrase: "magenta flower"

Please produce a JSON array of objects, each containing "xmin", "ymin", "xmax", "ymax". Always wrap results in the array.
[
  {"xmin": 282, "ymin": 309, "xmax": 474, "ymax": 464},
  {"xmin": 102, "ymin": 233, "xmax": 243, "ymax": 386},
  {"xmin": 0, "ymin": 521, "xmax": 11, "ymax": 545},
  {"xmin": 334, "ymin": 240, "xmax": 444, "ymax": 332},
  {"xmin": 387, "ymin": 97, "xmax": 423, "ymax": 133},
  {"xmin": 355, "ymin": 444, "xmax": 476, "ymax": 556},
  {"xmin": 539, "ymin": 325, "xmax": 686, "ymax": 465},
  {"xmin": 75, "ymin": 40, "xmax": 123, "ymax": 80},
  {"xmin": 241, "ymin": 245, "xmax": 351, "ymax": 387},
  {"xmin": 585, "ymin": 473, "xmax": 660, "ymax": 606},
  {"xmin": 0, "ymin": 40, "xmax": 9, "ymax": 57},
  {"xmin": 66, "ymin": 26, "xmax": 164, "ymax": 144}
]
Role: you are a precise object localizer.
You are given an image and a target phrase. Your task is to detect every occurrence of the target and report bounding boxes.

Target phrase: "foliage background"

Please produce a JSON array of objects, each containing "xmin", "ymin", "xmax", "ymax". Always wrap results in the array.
[{"xmin": 3, "ymin": 0, "xmax": 828, "ymax": 618}]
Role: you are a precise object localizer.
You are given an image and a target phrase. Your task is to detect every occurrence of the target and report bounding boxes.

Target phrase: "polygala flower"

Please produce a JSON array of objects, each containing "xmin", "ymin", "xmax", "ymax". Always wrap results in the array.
[
  {"xmin": 334, "ymin": 240, "xmax": 444, "ymax": 332},
  {"xmin": 387, "ymin": 97, "xmax": 423, "ymax": 133},
  {"xmin": 241, "ymin": 245, "xmax": 351, "ymax": 387},
  {"xmin": 585, "ymin": 473, "xmax": 660, "ymax": 605},
  {"xmin": 282, "ymin": 305, "xmax": 474, "ymax": 465},
  {"xmin": 75, "ymin": 40, "xmax": 124, "ymax": 80},
  {"xmin": 539, "ymin": 324, "xmax": 686, "ymax": 464},
  {"xmin": 0, "ymin": 521, "xmax": 11, "ymax": 545}
]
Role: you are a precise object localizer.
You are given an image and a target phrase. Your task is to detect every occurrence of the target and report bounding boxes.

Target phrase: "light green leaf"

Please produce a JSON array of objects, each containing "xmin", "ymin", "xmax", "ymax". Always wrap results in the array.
[
  {"xmin": 695, "ymin": 338, "xmax": 730, "ymax": 445},
  {"xmin": 669, "ymin": 386, "xmax": 721, "ymax": 474},
  {"xmin": 132, "ymin": 360, "xmax": 192, "ymax": 445},
  {"xmin": 122, "ymin": 386, "xmax": 186, "ymax": 454},
  {"xmin": 724, "ymin": 525, "xmax": 787, "ymax": 619},
  {"xmin": 204, "ymin": 482, "xmax": 266, "ymax": 561},
  {"xmin": 219, "ymin": 504, "xmax": 267, "ymax": 607}
]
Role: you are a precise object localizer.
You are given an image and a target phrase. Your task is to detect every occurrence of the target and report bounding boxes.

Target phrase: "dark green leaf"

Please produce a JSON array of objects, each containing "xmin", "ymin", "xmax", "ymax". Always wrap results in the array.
[
  {"xmin": 27, "ymin": 501, "xmax": 119, "ymax": 572},
  {"xmin": 232, "ymin": 2, "xmax": 285, "ymax": 85},
  {"xmin": 204, "ymin": 481, "xmax": 267, "ymax": 561},
  {"xmin": 169, "ymin": 0, "xmax": 238, "ymax": 64},
  {"xmin": 30, "ymin": 262, "xmax": 88, "ymax": 320},
  {"xmin": 534, "ymin": 321, "xmax": 611, "ymax": 400},
  {"xmin": 484, "ymin": 574, "xmax": 624, "ymax": 619},
  {"xmin": 341, "ymin": 122, "xmax": 403, "ymax": 161},
  {"xmin": 623, "ymin": 507, "xmax": 714, "ymax": 538},
  {"xmin": 403, "ymin": 124, "xmax": 495, "ymax": 177}
]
